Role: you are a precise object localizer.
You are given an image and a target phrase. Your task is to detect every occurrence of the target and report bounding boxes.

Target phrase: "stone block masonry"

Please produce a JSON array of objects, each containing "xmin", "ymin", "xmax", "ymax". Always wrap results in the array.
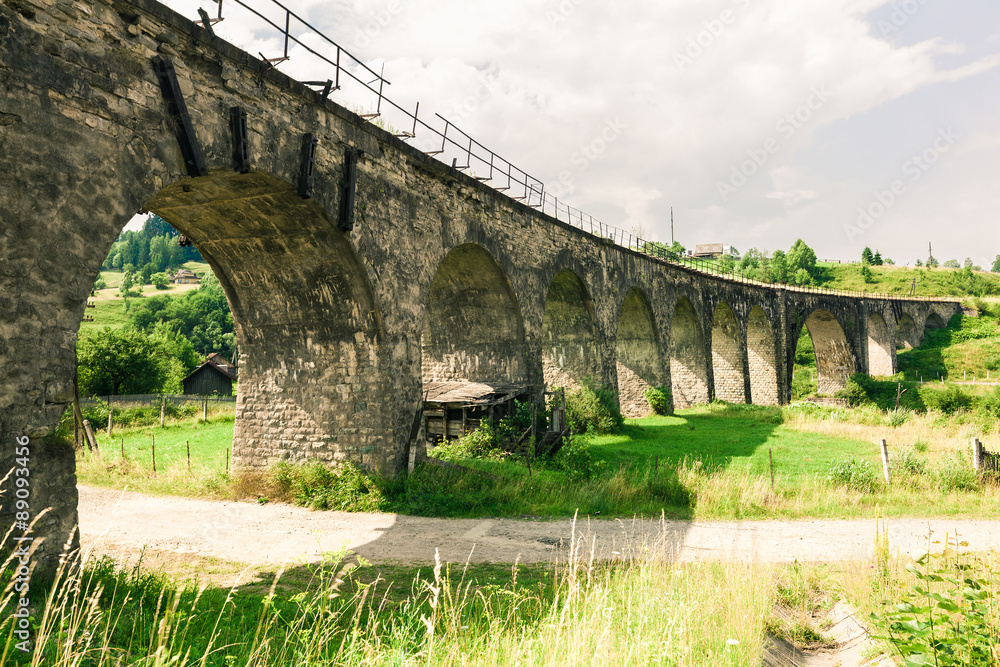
[{"xmin": 0, "ymin": 0, "xmax": 959, "ymax": 569}]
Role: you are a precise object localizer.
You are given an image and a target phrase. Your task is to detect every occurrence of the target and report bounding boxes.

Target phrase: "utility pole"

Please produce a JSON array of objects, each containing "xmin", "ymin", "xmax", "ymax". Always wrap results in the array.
[
  {"xmin": 670, "ymin": 207, "xmax": 674, "ymax": 245},
  {"xmin": 928, "ymin": 242, "xmax": 932, "ymax": 265}
]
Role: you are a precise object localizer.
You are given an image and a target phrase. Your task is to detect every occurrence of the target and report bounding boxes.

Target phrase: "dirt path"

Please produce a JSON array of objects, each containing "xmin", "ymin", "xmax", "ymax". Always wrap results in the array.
[{"xmin": 78, "ymin": 485, "xmax": 1000, "ymax": 567}]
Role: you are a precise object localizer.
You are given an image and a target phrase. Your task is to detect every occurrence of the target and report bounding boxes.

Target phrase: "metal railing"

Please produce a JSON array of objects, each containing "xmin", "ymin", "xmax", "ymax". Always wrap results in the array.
[{"xmin": 188, "ymin": 0, "xmax": 955, "ymax": 304}]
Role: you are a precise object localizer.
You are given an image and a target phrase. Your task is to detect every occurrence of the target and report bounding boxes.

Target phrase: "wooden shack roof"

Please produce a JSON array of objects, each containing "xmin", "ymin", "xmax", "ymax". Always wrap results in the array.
[
  {"xmin": 182, "ymin": 359, "xmax": 237, "ymax": 383},
  {"xmin": 423, "ymin": 381, "xmax": 527, "ymax": 407}
]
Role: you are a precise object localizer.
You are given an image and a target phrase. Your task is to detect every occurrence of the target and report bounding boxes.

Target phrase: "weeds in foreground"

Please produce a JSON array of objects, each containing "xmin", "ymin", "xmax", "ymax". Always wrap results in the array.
[{"xmin": 0, "ymin": 520, "xmax": 774, "ymax": 666}]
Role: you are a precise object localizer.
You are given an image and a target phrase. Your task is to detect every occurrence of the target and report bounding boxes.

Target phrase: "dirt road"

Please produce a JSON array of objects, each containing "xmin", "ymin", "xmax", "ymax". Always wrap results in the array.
[{"xmin": 77, "ymin": 485, "xmax": 1000, "ymax": 566}]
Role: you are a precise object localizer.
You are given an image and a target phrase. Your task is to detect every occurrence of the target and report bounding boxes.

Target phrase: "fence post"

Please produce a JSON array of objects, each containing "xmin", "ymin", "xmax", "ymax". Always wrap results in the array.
[
  {"xmin": 187, "ymin": 440, "xmax": 191, "ymax": 470},
  {"xmin": 879, "ymin": 439, "xmax": 891, "ymax": 483},
  {"xmin": 203, "ymin": 398, "xmax": 208, "ymax": 422},
  {"xmin": 107, "ymin": 405, "xmax": 113, "ymax": 438},
  {"xmin": 769, "ymin": 448, "xmax": 774, "ymax": 489},
  {"xmin": 151, "ymin": 434, "xmax": 156, "ymax": 473},
  {"xmin": 82, "ymin": 419, "xmax": 99, "ymax": 454},
  {"xmin": 160, "ymin": 396, "xmax": 166, "ymax": 428},
  {"xmin": 972, "ymin": 437, "xmax": 982, "ymax": 472}
]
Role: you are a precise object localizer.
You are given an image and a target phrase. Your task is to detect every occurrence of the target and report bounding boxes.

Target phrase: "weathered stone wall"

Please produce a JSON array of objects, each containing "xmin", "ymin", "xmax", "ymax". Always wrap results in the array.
[
  {"xmin": 669, "ymin": 297, "xmax": 710, "ymax": 408},
  {"xmin": 711, "ymin": 302, "xmax": 746, "ymax": 403},
  {"xmin": 615, "ymin": 288, "xmax": 664, "ymax": 417},
  {"xmin": 746, "ymin": 306, "xmax": 779, "ymax": 406},
  {"xmin": 541, "ymin": 269, "xmax": 600, "ymax": 391},
  {"xmin": 896, "ymin": 313, "xmax": 919, "ymax": 349},
  {"xmin": 0, "ymin": 0, "xmax": 961, "ymax": 569},
  {"xmin": 866, "ymin": 312, "xmax": 895, "ymax": 377}
]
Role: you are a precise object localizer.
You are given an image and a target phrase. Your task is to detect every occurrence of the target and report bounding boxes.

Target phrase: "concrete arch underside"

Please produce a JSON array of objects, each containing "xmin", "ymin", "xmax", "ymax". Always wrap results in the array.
[
  {"xmin": 746, "ymin": 306, "xmax": 779, "ymax": 406},
  {"xmin": 422, "ymin": 244, "xmax": 526, "ymax": 385},
  {"xmin": 541, "ymin": 269, "xmax": 600, "ymax": 391},
  {"xmin": 711, "ymin": 302, "xmax": 746, "ymax": 403},
  {"xmin": 867, "ymin": 312, "xmax": 895, "ymax": 376},
  {"xmin": 803, "ymin": 309, "xmax": 856, "ymax": 394},
  {"xmin": 616, "ymin": 288, "xmax": 664, "ymax": 417},
  {"xmin": 669, "ymin": 297, "xmax": 709, "ymax": 409}
]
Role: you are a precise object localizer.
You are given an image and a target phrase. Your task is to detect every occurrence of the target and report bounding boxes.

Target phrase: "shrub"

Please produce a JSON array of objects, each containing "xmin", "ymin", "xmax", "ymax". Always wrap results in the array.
[
  {"xmin": 827, "ymin": 457, "xmax": 881, "ymax": 493},
  {"xmin": 891, "ymin": 447, "xmax": 927, "ymax": 478},
  {"xmin": 887, "ymin": 408, "xmax": 911, "ymax": 427},
  {"xmin": 430, "ymin": 420, "xmax": 510, "ymax": 462},
  {"xmin": 933, "ymin": 451, "xmax": 979, "ymax": 493},
  {"xmin": 566, "ymin": 380, "xmax": 623, "ymax": 434},
  {"xmin": 643, "ymin": 386, "xmax": 672, "ymax": 415},
  {"xmin": 551, "ymin": 437, "xmax": 605, "ymax": 480},
  {"xmin": 872, "ymin": 545, "xmax": 999, "ymax": 665},
  {"xmin": 271, "ymin": 461, "xmax": 387, "ymax": 511},
  {"xmin": 923, "ymin": 386, "xmax": 973, "ymax": 415},
  {"xmin": 151, "ymin": 272, "xmax": 170, "ymax": 289}
]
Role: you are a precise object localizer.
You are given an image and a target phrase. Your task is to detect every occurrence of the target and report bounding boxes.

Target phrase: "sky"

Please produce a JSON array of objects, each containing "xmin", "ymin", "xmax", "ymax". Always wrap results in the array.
[{"xmin": 148, "ymin": 0, "xmax": 1000, "ymax": 268}]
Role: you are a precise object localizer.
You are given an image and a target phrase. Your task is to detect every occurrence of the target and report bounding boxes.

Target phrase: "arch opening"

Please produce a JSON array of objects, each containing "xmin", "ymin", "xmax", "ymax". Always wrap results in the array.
[
  {"xmin": 669, "ymin": 297, "xmax": 709, "ymax": 408},
  {"xmin": 896, "ymin": 313, "xmax": 919, "ymax": 349},
  {"xmin": 746, "ymin": 306, "xmax": 779, "ymax": 405},
  {"xmin": 421, "ymin": 244, "xmax": 526, "ymax": 386},
  {"xmin": 801, "ymin": 309, "xmax": 855, "ymax": 394},
  {"xmin": 541, "ymin": 270, "xmax": 600, "ymax": 391},
  {"xmin": 867, "ymin": 312, "xmax": 895, "ymax": 376},
  {"xmin": 925, "ymin": 312, "xmax": 947, "ymax": 330},
  {"xmin": 144, "ymin": 171, "xmax": 387, "ymax": 470},
  {"xmin": 711, "ymin": 302, "xmax": 746, "ymax": 403},
  {"xmin": 616, "ymin": 288, "xmax": 664, "ymax": 417}
]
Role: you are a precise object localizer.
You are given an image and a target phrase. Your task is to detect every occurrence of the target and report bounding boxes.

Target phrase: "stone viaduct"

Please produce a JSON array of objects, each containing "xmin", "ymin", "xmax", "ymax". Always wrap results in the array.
[{"xmin": 0, "ymin": 0, "xmax": 959, "ymax": 566}]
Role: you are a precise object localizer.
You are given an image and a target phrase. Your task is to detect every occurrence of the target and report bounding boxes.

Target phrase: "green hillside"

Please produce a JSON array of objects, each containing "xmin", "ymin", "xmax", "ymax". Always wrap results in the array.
[{"xmin": 814, "ymin": 263, "xmax": 1000, "ymax": 298}]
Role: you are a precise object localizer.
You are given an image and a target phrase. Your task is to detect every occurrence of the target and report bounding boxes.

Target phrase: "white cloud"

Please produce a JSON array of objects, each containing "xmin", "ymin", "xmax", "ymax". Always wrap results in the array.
[{"xmin": 158, "ymin": 0, "xmax": 1000, "ymax": 262}]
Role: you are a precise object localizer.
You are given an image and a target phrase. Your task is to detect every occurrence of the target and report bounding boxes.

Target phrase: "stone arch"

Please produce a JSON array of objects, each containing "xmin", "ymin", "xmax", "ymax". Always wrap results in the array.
[
  {"xmin": 925, "ymin": 312, "xmax": 947, "ymax": 330},
  {"xmin": 541, "ymin": 269, "xmax": 600, "ymax": 390},
  {"xmin": 746, "ymin": 306, "xmax": 779, "ymax": 406},
  {"xmin": 422, "ymin": 243, "xmax": 526, "ymax": 385},
  {"xmin": 801, "ymin": 309, "xmax": 856, "ymax": 394},
  {"xmin": 896, "ymin": 313, "xmax": 919, "ymax": 349},
  {"xmin": 669, "ymin": 297, "xmax": 710, "ymax": 408},
  {"xmin": 711, "ymin": 302, "xmax": 746, "ymax": 403},
  {"xmin": 616, "ymin": 288, "xmax": 665, "ymax": 417},
  {"xmin": 145, "ymin": 172, "xmax": 387, "ymax": 471},
  {"xmin": 867, "ymin": 312, "xmax": 894, "ymax": 376}
]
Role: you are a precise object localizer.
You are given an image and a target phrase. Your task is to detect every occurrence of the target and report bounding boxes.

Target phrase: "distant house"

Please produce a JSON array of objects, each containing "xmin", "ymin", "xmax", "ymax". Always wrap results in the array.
[
  {"xmin": 182, "ymin": 357, "xmax": 236, "ymax": 396},
  {"xmin": 692, "ymin": 243, "xmax": 725, "ymax": 258},
  {"xmin": 172, "ymin": 269, "xmax": 200, "ymax": 285}
]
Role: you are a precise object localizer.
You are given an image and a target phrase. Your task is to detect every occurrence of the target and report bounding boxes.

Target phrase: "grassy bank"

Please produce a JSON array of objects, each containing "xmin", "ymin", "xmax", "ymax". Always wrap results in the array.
[{"xmin": 75, "ymin": 401, "xmax": 1000, "ymax": 521}]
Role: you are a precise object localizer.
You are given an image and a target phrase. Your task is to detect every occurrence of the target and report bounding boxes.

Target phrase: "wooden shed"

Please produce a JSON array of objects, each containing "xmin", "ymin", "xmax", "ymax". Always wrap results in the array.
[
  {"xmin": 182, "ymin": 359, "xmax": 236, "ymax": 396},
  {"xmin": 422, "ymin": 381, "xmax": 527, "ymax": 444}
]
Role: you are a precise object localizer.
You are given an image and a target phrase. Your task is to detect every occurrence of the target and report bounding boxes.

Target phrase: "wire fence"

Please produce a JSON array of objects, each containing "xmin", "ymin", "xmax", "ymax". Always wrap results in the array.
[
  {"xmin": 81, "ymin": 394, "xmax": 237, "ymax": 407},
  {"xmin": 189, "ymin": 0, "xmax": 957, "ymax": 304}
]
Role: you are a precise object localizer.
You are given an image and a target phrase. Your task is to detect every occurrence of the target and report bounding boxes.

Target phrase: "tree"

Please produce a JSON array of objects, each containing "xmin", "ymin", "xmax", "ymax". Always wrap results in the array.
[
  {"xmin": 861, "ymin": 247, "xmax": 874, "ymax": 265},
  {"xmin": 77, "ymin": 327, "xmax": 172, "ymax": 396},
  {"xmin": 927, "ymin": 255, "xmax": 939, "ymax": 268},
  {"xmin": 943, "ymin": 259, "xmax": 960, "ymax": 269},
  {"xmin": 859, "ymin": 264, "xmax": 875, "ymax": 284},
  {"xmin": 151, "ymin": 272, "xmax": 170, "ymax": 289},
  {"xmin": 872, "ymin": 250, "xmax": 883, "ymax": 266},
  {"xmin": 787, "ymin": 239, "xmax": 817, "ymax": 278},
  {"xmin": 992, "ymin": 255, "xmax": 1000, "ymax": 273},
  {"xmin": 768, "ymin": 249, "xmax": 788, "ymax": 284},
  {"xmin": 792, "ymin": 268, "xmax": 812, "ymax": 286},
  {"xmin": 716, "ymin": 253, "xmax": 736, "ymax": 274},
  {"xmin": 915, "ymin": 258, "xmax": 923, "ymax": 267}
]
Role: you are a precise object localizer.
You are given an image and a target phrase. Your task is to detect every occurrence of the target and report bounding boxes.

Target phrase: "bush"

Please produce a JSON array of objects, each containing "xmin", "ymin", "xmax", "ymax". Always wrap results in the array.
[
  {"xmin": 891, "ymin": 447, "xmax": 927, "ymax": 478},
  {"xmin": 887, "ymin": 408, "xmax": 911, "ymax": 427},
  {"xmin": 933, "ymin": 451, "xmax": 979, "ymax": 493},
  {"xmin": 566, "ymin": 380, "xmax": 623, "ymax": 434},
  {"xmin": 551, "ymin": 437, "xmax": 605, "ymax": 480},
  {"xmin": 430, "ymin": 419, "xmax": 510, "ymax": 463},
  {"xmin": 922, "ymin": 386, "xmax": 972, "ymax": 415},
  {"xmin": 872, "ymin": 545, "xmax": 999, "ymax": 665},
  {"xmin": 271, "ymin": 461, "xmax": 387, "ymax": 511},
  {"xmin": 151, "ymin": 272, "xmax": 170, "ymax": 289},
  {"xmin": 827, "ymin": 457, "xmax": 881, "ymax": 493},
  {"xmin": 643, "ymin": 386, "xmax": 672, "ymax": 415}
]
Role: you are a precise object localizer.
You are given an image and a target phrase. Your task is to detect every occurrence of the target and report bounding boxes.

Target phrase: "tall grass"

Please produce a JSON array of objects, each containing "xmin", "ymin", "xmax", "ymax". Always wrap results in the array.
[{"xmin": 0, "ymin": 519, "xmax": 775, "ymax": 666}]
